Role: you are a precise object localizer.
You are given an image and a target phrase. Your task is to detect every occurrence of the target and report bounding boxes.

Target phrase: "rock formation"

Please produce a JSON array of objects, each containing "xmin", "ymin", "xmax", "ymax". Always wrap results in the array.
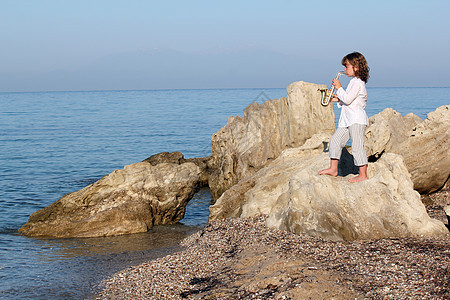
[
  {"xmin": 365, "ymin": 105, "xmax": 450, "ymax": 194},
  {"xmin": 19, "ymin": 160, "xmax": 201, "ymax": 238},
  {"xmin": 143, "ymin": 151, "xmax": 211, "ymax": 187},
  {"xmin": 364, "ymin": 108, "xmax": 422, "ymax": 158},
  {"xmin": 209, "ymin": 137, "xmax": 448, "ymax": 241},
  {"xmin": 209, "ymin": 81, "xmax": 335, "ymax": 200},
  {"xmin": 19, "ymin": 81, "xmax": 449, "ymax": 241}
]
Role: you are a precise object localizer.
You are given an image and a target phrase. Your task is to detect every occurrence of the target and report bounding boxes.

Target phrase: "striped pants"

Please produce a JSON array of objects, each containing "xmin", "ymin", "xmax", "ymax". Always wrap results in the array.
[{"xmin": 329, "ymin": 123, "xmax": 368, "ymax": 166}]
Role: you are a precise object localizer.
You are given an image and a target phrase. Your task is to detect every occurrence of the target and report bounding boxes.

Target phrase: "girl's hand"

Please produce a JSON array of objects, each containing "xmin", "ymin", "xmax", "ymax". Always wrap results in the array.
[
  {"xmin": 331, "ymin": 94, "xmax": 339, "ymax": 102},
  {"xmin": 332, "ymin": 79, "xmax": 342, "ymax": 90}
]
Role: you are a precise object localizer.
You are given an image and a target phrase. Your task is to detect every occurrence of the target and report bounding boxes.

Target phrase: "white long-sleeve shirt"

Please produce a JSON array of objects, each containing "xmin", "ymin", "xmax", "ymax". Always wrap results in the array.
[{"xmin": 336, "ymin": 77, "xmax": 368, "ymax": 127}]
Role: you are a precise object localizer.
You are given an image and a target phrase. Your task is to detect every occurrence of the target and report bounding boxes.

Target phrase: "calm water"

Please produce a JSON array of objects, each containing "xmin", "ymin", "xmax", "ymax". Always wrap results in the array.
[{"xmin": 0, "ymin": 87, "xmax": 448, "ymax": 299}]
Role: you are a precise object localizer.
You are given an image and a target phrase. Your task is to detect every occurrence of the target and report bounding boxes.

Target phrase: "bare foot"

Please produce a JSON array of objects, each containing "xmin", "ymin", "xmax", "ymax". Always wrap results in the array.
[
  {"xmin": 348, "ymin": 175, "xmax": 368, "ymax": 183},
  {"xmin": 318, "ymin": 168, "xmax": 338, "ymax": 176}
]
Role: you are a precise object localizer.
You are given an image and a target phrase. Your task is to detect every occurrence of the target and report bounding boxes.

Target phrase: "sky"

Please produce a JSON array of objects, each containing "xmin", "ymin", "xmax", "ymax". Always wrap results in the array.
[{"xmin": 1, "ymin": 0, "xmax": 449, "ymax": 92}]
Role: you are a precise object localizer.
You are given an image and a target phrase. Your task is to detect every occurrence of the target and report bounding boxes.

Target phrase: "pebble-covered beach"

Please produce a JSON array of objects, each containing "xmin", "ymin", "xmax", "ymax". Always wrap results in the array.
[{"xmin": 97, "ymin": 188, "xmax": 449, "ymax": 299}]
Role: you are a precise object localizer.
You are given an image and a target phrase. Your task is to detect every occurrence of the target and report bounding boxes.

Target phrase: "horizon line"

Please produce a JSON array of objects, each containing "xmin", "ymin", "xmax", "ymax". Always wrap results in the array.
[{"xmin": 1, "ymin": 86, "xmax": 450, "ymax": 94}]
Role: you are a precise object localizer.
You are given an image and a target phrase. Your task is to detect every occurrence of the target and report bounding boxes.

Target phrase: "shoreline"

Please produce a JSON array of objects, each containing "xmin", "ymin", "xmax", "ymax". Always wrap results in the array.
[{"xmin": 97, "ymin": 188, "xmax": 449, "ymax": 299}]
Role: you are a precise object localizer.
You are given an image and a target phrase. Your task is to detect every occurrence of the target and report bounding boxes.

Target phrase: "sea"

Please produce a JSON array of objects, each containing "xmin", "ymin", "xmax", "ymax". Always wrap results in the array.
[{"xmin": 0, "ymin": 86, "xmax": 449, "ymax": 299}]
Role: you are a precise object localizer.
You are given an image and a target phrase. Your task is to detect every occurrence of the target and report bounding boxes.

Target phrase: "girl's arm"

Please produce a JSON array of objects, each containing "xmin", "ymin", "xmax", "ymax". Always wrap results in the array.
[{"xmin": 336, "ymin": 79, "xmax": 361, "ymax": 105}]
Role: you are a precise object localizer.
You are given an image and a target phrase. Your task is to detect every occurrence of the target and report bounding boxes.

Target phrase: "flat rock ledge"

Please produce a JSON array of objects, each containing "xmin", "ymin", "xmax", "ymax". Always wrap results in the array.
[{"xmin": 97, "ymin": 216, "xmax": 450, "ymax": 300}]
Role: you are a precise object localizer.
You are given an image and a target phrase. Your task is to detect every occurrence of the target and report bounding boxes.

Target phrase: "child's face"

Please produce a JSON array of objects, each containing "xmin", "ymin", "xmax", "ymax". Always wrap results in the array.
[{"xmin": 343, "ymin": 60, "xmax": 357, "ymax": 77}]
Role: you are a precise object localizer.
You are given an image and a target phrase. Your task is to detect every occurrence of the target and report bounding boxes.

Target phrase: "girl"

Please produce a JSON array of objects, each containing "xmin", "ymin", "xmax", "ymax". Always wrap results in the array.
[{"xmin": 319, "ymin": 52, "xmax": 370, "ymax": 182}]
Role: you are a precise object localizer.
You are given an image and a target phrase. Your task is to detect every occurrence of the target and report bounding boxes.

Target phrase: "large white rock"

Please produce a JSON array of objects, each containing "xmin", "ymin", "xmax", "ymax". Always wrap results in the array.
[
  {"xmin": 365, "ymin": 108, "xmax": 422, "ymax": 159},
  {"xmin": 209, "ymin": 81, "xmax": 335, "ymax": 200},
  {"xmin": 20, "ymin": 161, "xmax": 201, "ymax": 238},
  {"xmin": 209, "ymin": 139, "xmax": 448, "ymax": 241},
  {"xmin": 365, "ymin": 105, "xmax": 450, "ymax": 194},
  {"xmin": 400, "ymin": 105, "xmax": 450, "ymax": 193}
]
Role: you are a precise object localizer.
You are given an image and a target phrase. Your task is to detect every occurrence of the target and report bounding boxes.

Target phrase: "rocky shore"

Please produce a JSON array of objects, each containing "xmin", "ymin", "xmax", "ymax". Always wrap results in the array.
[
  {"xmin": 20, "ymin": 82, "xmax": 449, "ymax": 241},
  {"xmin": 19, "ymin": 81, "xmax": 448, "ymax": 298},
  {"xmin": 97, "ymin": 188, "xmax": 449, "ymax": 299}
]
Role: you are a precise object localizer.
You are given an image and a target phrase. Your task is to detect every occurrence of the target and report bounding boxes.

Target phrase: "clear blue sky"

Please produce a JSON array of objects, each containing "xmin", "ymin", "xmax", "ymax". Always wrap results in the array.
[{"xmin": 1, "ymin": 0, "xmax": 449, "ymax": 92}]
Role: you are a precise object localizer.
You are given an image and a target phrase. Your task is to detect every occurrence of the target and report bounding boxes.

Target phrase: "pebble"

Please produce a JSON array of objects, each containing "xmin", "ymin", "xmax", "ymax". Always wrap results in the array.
[{"xmin": 96, "ymin": 188, "xmax": 449, "ymax": 299}]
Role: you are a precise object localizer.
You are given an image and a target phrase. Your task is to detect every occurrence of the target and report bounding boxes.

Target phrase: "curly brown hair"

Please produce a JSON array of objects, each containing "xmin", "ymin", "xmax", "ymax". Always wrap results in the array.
[{"xmin": 341, "ymin": 52, "xmax": 370, "ymax": 83}]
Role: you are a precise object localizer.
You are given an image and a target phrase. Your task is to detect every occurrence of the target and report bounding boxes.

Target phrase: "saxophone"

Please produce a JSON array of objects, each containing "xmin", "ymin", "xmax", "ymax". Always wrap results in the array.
[{"xmin": 319, "ymin": 71, "xmax": 345, "ymax": 106}]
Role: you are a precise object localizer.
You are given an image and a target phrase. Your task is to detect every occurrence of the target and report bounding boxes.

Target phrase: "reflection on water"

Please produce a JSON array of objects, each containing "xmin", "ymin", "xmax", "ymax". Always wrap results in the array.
[
  {"xmin": 2, "ymin": 225, "xmax": 200, "ymax": 299},
  {"xmin": 1, "ymin": 188, "xmax": 212, "ymax": 299},
  {"xmin": 33, "ymin": 224, "xmax": 199, "ymax": 260}
]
